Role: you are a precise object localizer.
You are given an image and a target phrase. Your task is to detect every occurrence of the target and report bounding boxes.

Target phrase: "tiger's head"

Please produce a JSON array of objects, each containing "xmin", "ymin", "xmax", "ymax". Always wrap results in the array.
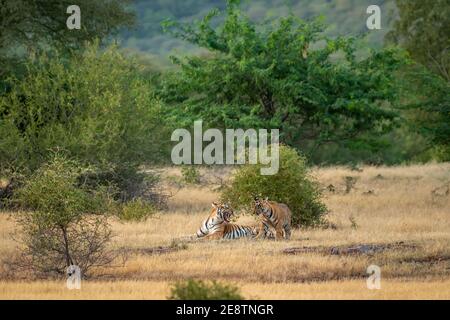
[
  {"xmin": 211, "ymin": 202, "xmax": 234, "ymax": 222},
  {"xmin": 253, "ymin": 196, "xmax": 271, "ymax": 217}
]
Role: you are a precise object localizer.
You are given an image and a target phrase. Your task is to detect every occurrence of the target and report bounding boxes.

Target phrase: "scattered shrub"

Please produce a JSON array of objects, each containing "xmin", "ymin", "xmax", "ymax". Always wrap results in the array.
[
  {"xmin": 181, "ymin": 166, "xmax": 201, "ymax": 185},
  {"xmin": 117, "ymin": 198, "xmax": 155, "ymax": 222},
  {"xmin": 13, "ymin": 154, "xmax": 116, "ymax": 276},
  {"xmin": 168, "ymin": 279, "xmax": 244, "ymax": 300},
  {"xmin": 221, "ymin": 145, "xmax": 328, "ymax": 227}
]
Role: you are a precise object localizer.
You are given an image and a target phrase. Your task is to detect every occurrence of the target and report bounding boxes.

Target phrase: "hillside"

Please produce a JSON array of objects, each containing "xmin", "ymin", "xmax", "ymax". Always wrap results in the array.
[{"xmin": 120, "ymin": 0, "xmax": 396, "ymax": 62}]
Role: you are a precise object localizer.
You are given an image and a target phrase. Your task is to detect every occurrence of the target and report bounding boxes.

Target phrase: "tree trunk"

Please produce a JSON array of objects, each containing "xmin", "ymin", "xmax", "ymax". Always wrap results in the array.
[{"xmin": 61, "ymin": 226, "xmax": 73, "ymax": 267}]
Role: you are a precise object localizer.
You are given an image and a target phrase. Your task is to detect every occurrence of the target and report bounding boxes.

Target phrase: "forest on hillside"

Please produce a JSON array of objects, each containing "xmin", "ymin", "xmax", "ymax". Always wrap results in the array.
[{"xmin": 121, "ymin": 0, "xmax": 394, "ymax": 59}]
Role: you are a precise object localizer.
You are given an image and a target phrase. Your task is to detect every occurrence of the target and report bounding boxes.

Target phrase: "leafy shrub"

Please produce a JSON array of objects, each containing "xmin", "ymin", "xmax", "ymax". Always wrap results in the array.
[
  {"xmin": 221, "ymin": 145, "xmax": 327, "ymax": 227},
  {"xmin": 117, "ymin": 198, "xmax": 155, "ymax": 222},
  {"xmin": 13, "ymin": 154, "xmax": 115, "ymax": 276},
  {"xmin": 168, "ymin": 279, "xmax": 244, "ymax": 300},
  {"xmin": 181, "ymin": 166, "xmax": 201, "ymax": 185}
]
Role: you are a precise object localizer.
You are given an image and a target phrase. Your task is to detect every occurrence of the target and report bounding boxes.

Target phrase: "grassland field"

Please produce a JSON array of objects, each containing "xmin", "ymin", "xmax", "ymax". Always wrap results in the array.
[{"xmin": 1, "ymin": 163, "xmax": 449, "ymax": 299}]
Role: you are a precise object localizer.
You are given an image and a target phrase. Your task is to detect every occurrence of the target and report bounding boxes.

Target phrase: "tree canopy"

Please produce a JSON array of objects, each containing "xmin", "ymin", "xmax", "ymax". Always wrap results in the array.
[
  {"xmin": 387, "ymin": 0, "xmax": 450, "ymax": 82},
  {"xmin": 159, "ymin": 0, "xmax": 406, "ymax": 153},
  {"xmin": 0, "ymin": 44, "xmax": 167, "ymax": 172}
]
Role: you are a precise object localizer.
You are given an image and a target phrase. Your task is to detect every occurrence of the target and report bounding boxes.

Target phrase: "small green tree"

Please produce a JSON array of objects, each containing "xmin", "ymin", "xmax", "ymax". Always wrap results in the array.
[
  {"xmin": 168, "ymin": 279, "xmax": 244, "ymax": 300},
  {"xmin": 14, "ymin": 154, "xmax": 115, "ymax": 276},
  {"xmin": 221, "ymin": 145, "xmax": 327, "ymax": 227}
]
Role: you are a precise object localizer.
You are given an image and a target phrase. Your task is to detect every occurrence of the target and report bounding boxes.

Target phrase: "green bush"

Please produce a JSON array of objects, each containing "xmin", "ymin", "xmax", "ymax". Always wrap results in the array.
[
  {"xmin": 117, "ymin": 198, "xmax": 155, "ymax": 222},
  {"xmin": 13, "ymin": 154, "xmax": 115, "ymax": 276},
  {"xmin": 168, "ymin": 279, "xmax": 244, "ymax": 300},
  {"xmin": 221, "ymin": 145, "xmax": 327, "ymax": 227},
  {"xmin": 181, "ymin": 166, "xmax": 201, "ymax": 185}
]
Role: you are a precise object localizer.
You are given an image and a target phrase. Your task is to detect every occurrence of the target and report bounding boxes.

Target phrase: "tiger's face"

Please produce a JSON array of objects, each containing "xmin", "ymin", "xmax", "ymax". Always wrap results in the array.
[
  {"xmin": 212, "ymin": 202, "xmax": 234, "ymax": 222},
  {"xmin": 254, "ymin": 197, "xmax": 270, "ymax": 217}
]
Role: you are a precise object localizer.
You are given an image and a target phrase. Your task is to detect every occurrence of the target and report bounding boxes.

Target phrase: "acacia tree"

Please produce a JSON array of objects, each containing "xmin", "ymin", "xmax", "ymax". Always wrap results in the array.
[
  {"xmin": 14, "ymin": 154, "xmax": 115, "ymax": 276},
  {"xmin": 160, "ymin": 0, "xmax": 406, "ymax": 152}
]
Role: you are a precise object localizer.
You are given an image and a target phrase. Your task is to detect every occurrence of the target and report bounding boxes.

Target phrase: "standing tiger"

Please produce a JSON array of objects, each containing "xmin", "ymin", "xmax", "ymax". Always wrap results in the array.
[
  {"xmin": 196, "ymin": 202, "xmax": 273, "ymax": 240},
  {"xmin": 253, "ymin": 197, "xmax": 292, "ymax": 240}
]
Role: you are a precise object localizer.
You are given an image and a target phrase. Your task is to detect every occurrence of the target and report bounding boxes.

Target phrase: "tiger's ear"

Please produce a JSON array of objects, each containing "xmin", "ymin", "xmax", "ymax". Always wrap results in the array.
[{"xmin": 212, "ymin": 202, "xmax": 220, "ymax": 208}]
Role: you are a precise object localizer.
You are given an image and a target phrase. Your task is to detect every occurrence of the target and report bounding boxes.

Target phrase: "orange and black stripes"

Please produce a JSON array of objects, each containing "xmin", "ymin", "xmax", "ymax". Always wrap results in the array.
[
  {"xmin": 196, "ymin": 202, "xmax": 274, "ymax": 240},
  {"xmin": 254, "ymin": 197, "xmax": 292, "ymax": 240}
]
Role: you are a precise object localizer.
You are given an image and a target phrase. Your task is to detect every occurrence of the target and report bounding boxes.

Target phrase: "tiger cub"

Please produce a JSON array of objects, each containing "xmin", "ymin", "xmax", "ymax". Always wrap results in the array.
[
  {"xmin": 196, "ymin": 202, "xmax": 273, "ymax": 240},
  {"xmin": 253, "ymin": 197, "xmax": 292, "ymax": 240}
]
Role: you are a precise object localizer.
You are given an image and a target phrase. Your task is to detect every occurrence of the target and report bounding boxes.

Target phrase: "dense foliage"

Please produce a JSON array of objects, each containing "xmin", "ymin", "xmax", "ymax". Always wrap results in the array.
[
  {"xmin": 0, "ymin": 44, "xmax": 168, "ymax": 173},
  {"xmin": 158, "ymin": 1, "xmax": 406, "ymax": 161},
  {"xmin": 387, "ymin": 0, "xmax": 450, "ymax": 160},
  {"xmin": 387, "ymin": 0, "xmax": 449, "ymax": 82}
]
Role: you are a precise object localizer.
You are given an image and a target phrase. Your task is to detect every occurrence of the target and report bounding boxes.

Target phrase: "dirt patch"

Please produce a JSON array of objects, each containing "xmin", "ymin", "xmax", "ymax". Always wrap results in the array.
[
  {"xmin": 124, "ymin": 244, "xmax": 187, "ymax": 256},
  {"xmin": 399, "ymin": 254, "xmax": 450, "ymax": 265},
  {"xmin": 283, "ymin": 241, "xmax": 417, "ymax": 256}
]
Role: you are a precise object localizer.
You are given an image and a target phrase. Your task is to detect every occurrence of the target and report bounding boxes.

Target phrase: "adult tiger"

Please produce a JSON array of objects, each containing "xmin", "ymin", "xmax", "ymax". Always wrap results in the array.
[
  {"xmin": 196, "ymin": 202, "xmax": 273, "ymax": 240},
  {"xmin": 253, "ymin": 197, "xmax": 292, "ymax": 240}
]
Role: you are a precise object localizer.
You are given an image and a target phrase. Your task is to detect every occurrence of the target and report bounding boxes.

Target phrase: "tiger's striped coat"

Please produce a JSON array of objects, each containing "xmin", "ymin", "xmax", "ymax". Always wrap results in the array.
[
  {"xmin": 254, "ymin": 197, "xmax": 292, "ymax": 240},
  {"xmin": 196, "ymin": 202, "xmax": 273, "ymax": 240}
]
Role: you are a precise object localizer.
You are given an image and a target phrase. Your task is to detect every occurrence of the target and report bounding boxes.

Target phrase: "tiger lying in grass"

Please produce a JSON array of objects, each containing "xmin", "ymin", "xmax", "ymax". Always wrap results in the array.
[
  {"xmin": 253, "ymin": 197, "xmax": 292, "ymax": 240},
  {"xmin": 195, "ymin": 202, "xmax": 274, "ymax": 240}
]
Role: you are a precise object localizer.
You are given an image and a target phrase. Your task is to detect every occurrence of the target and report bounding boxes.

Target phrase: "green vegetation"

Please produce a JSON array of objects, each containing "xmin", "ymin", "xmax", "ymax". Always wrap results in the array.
[
  {"xmin": 0, "ymin": 43, "xmax": 166, "ymax": 172},
  {"xmin": 117, "ymin": 198, "xmax": 155, "ymax": 222},
  {"xmin": 221, "ymin": 145, "xmax": 327, "ymax": 227},
  {"xmin": 0, "ymin": 43, "xmax": 170, "ymax": 202},
  {"xmin": 387, "ymin": 0, "xmax": 450, "ymax": 160},
  {"xmin": 387, "ymin": 0, "xmax": 449, "ymax": 81},
  {"xmin": 158, "ymin": 0, "xmax": 406, "ymax": 162},
  {"xmin": 0, "ymin": 0, "xmax": 448, "ymax": 242},
  {"xmin": 122, "ymin": 0, "xmax": 393, "ymax": 59},
  {"xmin": 0, "ymin": 0, "xmax": 135, "ymax": 80},
  {"xmin": 168, "ymin": 279, "xmax": 244, "ymax": 300},
  {"xmin": 181, "ymin": 166, "xmax": 201, "ymax": 185},
  {"xmin": 14, "ymin": 154, "xmax": 115, "ymax": 276}
]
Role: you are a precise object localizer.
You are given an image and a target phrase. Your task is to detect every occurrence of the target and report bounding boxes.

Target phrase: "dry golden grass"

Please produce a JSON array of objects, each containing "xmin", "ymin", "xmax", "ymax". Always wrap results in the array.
[
  {"xmin": 0, "ymin": 163, "xmax": 449, "ymax": 299},
  {"xmin": 0, "ymin": 279, "xmax": 449, "ymax": 300}
]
